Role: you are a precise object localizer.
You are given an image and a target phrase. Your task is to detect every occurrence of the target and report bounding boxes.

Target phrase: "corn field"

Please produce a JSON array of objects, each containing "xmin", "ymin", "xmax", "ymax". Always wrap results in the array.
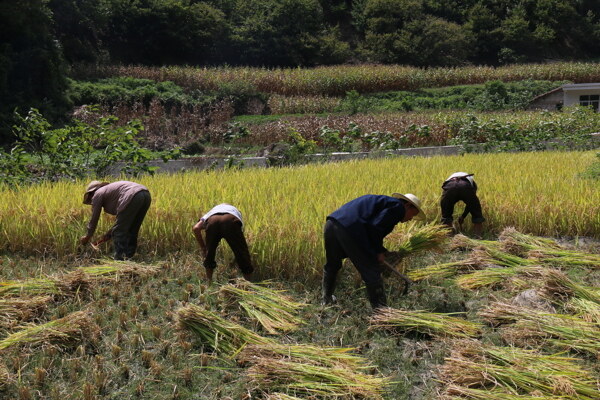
[
  {"xmin": 75, "ymin": 62, "xmax": 600, "ymax": 96},
  {"xmin": 1, "ymin": 151, "xmax": 598, "ymax": 280}
]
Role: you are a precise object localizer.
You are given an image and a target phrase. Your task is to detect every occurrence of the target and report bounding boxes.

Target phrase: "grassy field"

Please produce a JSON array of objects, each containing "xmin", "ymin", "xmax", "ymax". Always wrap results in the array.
[{"xmin": 1, "ymin": 150, "xmax": 600, "ymax": 399}]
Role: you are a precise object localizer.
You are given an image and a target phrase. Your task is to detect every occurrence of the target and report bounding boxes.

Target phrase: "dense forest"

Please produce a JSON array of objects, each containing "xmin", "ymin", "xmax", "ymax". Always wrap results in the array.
[{"xmin": 2, "ymin": 0, "xmax": 600, "ymax": 140}]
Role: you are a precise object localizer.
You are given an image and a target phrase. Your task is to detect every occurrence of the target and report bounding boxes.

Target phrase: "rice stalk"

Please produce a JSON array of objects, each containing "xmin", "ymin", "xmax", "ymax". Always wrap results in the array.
[
  {"xmin": 455, "ymin": 267, "xmax": 521, "ymax": 290},
  {"xmin": 440, "ymin": 339, "xmax": 599, "ymax": 399},
  {"xmin": 442, "ymin": 384, "xmax": 566, "ymax": 399},
  {"xmin": 0, "ymin": 363, "xmax": 9, "ymax": 390},
  {"xmin": 76, "ymin": 260, "xmax": 161, "ymax": 280},
  {"xmin": 176, "ymin": 304, "xmax": 272, "ymax": 356},
  {"xmin": 407, "ymin": 260, "xmax": 478, "ymax": 281},
  {"xmin": 528, "ymin": 249, "xmax": 600, "ymax": 268},
  {"xmin": 567, "ymin": 298, "xmax": 600, "ymax": 325},
  {"xmin": 449, "ymin": 234, "xmax": 500, "ymax": 251},
  {"xmin": 479, "ymin": 302, "xmax": 600, "ymax": 354},
  {"xmin": 0, "ymin": 278, "xmax": 61, "ymax": 298},
  {"xmin": 219, "ymin": 279, "xmax": 305, "ymax": 334},
  {"xmin": 541, "ymin": 269, "xmax": 600, "ymax": 304},
  {"xmin": 0, "ymin": 311, "xmax": 99, "ymax": 351},
  {"xmin": 499, "ymin": 227, "xmax": 562, "ymax": 257},
  {"xmin": 0, "ymin": 296, "xmax": 51, "ymax": 329},
  {"xmin": 392, "ymin": 224, "xmax": 450, "ymax": 258},
  {"xmin": 245, "ymin": 357, "xmax": 385, "ymax": 399},
  {"xmin": 369, "ymin": 307, "xmax": 482, "ymax": 338},
  {"xmin": 264, "ymin": 394, "xmax": 305, "ymax": 400}
]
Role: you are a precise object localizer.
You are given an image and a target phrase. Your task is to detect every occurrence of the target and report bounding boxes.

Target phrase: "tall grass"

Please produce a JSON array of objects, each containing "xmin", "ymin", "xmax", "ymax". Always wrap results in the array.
[{"xmin": 1, "ymin": 151, "xmax": 598, "ymax": 281}]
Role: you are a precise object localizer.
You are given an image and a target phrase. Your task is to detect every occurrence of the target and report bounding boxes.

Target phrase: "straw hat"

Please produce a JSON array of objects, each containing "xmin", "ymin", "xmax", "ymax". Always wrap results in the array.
[
  {"xmin": 83, "ymin": 181, "xmax": 109, "ymax": 204},
  {"xmin": 392, "ymin": 193, "xmax": 426, "ymax": 220}
]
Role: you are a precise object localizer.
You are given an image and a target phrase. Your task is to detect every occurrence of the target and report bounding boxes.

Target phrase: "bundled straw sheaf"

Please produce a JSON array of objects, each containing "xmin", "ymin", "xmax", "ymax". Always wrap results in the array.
[
  {"xmin": 0, "ymin": 311, "xmax": 99, "ymax": 351},
  {"xmin": 479, "ymin": 302, "xmax": 600, "ymax": 354},
  {"xmin": 76, "ymin": 260, "xmax": 161, "ymax": 280},
  {"xmin": 264, "ymin": 394, "xmax": 304, "ymax": 400},
  {"xmin": 449, "ymin": 234, "xmax": 500, "ymax": 251},
  {"xmin": 0, "ymin": 296, "xmax": 51, "ymax": 330},
  {"xmin": 176, "ymin": 304, "xmax": 271, "ymax": 356},
  {"xmin": 219, "ymin": 279, "xmax": 305, "ymax": 334},
  {"xmin": 498, "ymin": 227, "xmax": 562, "ymax": 257},
  {"xmin": 0, "ymin": 363, "xmax": 10, "ymax": 390},
  {"xmin": 442, "ymin": 385, "xmax": 566, "ymax": 399},
  {"xmin": 369, "ymin": 307, "xmax": 482, "ymax": 338},
  {"xmin": 439, "ymin": 339, "xmax": 599, "ymax": 399},
  {"xmin": 0, "ymin": 278, "xmax": 62, "ymax": 298},
  {"xmin": 392, "ymin": 224, "xmax": 450, "ymax": 258},
  {"xmin": 567, "ymin": 298, "xmax": 600, "ymax": 325}
]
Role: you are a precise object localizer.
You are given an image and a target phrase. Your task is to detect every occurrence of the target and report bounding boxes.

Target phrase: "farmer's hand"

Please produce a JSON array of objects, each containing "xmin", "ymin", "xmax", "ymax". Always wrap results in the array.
[{"xmin": 80, "ymin": 235, "xmax": 91, "ymax": 245}]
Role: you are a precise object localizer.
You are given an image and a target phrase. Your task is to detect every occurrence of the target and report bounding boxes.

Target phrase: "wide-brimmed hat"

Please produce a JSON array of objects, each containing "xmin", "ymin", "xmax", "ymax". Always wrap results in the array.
[
  {"xmin": 392, "ymin": 193, "xmax": 426, "ymax": 220},
  {"xmin": 83, "ymin": 181, "xmax": 109, "ymax": 204}
]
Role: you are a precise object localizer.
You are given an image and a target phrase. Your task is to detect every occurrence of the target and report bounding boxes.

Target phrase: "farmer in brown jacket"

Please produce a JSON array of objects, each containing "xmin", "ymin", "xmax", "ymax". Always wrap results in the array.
[
  {"xmin": 193, "ymin": 203, "xmax": 254, "ymax": 282},
  {"xmin": 81, "ymin": 180, "xmax": 151, "ymax": 260}
]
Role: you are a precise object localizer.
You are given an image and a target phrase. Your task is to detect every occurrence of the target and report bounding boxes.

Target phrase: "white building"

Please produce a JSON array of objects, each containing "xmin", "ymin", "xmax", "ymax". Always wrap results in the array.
[{"xmin": 528, "ymin": 82, "xmax": 600, "ymax": 111}]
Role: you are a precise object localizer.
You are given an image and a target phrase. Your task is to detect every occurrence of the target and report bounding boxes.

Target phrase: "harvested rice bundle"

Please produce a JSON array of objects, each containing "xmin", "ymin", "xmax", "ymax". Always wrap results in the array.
[
  {"xmin": 440, "ymin": 340, "xmax": 599, "ymax": 399},
  {"xmin": 449, "ymin": 234, "xmax": 500, "ymax": 251},
  {"xmin": 541, "ymin": 269, "xmax": 600, "ymax": 304},
  {"xmin": 407, "ymin": 259, "xmax": 480, "ymax": 281},
  {"xmin": 479, "ymin": 302, "xmax": 600, "ymax": 355},
  {"xmin": 0, "ymin": 296, "xmax": 51, "ymax": 329},
  {"xmin": 456, "ymin": 266, "xmax": 521, "ymax": 290},
  {"xmin": 369, "ymin": 307, "xmax": 482, "ymax": 338},
  {"xmin": 498, "ymin": 227, "xmax": 562, "ymax": 257},
  {"xmin": 176, "ymin": 304, "xmax": 272, "ymax": 356},
  {"xmin": 0, "ymin": 311, "xmax": 99, "ymax": 351},
  {"xmin": 442, "ymin": 385, "xmax": 564, "ymax": 399},
  {"xmin": 567, "ymin": 298, "xmax": 600, "ymax": 325},
  {"xmin": 0, "ymin": 363, "xmax": 9, "ymax": 390},
  {"xmin": 392, "ymin": 224, "xmax": 451, "ymax": 257},
  {"xmin": 264, "ymin": 394, "xmax": 304, "ymax": 400},
  {"xmin": 219, "ymin": 279, "xmax": 305, "ymax": 334},
  {"xmin": 76, "ymin": 260, "xmax": 161, "ymax": 280},
  {"xmin": 528, "ymin": 248, "xmax": 600, "ymax": 268},
  {"xmin": 240, "ymin": 343, "xmax": 369, "ymax": 370},
  {"xmin": 472, "ymin": 246, "xmax": 535, "ymax": 268},
  {"xmin": 246, "ymin": 357, "xmax": 385, "ymax": 399},
  {"xmin": 0, "ymin": 278, "xmax": 61, "ymax": 297}
]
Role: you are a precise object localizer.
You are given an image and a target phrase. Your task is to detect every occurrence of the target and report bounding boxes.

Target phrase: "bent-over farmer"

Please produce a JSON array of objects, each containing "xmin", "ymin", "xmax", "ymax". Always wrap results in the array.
[
  {"xmin": 192, "ymin": 203, "xmax": 254, "ymax": 282},
  {"xmin": 81, "ymin": 180, "xmax": 151, "ymax": 260},
  {"xmin": 322, "ymin": 193, "xmax": 425, "ymax": 310},
  {"xmin": 440, "ymin": 172, "xmax": 485, "ymax": 236}
]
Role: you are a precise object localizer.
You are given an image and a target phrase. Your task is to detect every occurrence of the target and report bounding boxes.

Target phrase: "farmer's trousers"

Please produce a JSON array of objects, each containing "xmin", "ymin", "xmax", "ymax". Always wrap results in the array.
[
  {"xmin": 440, "ymin": 179, "xmax": 485, "ymax": 224},
  {"xmin": 112, "ymin": 190, "xmax": 151, "ymax": 260},
  {"xmin": 204, "ymin": 213, "xmax": 253, "ymax": 274},
  {"xmin": 323, "ymin": 219, "xmax": 383, "ymax": 285}
]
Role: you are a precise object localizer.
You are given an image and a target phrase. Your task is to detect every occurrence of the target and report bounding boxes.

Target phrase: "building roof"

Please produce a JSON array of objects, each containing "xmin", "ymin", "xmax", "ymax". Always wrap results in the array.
[
  {"xmin": 562, "ymin": 83, "xmax": 600, "ymax": 91},
  {"xmin": 529, "ymin": 86, "xmax": 563, "ymax": 103}
]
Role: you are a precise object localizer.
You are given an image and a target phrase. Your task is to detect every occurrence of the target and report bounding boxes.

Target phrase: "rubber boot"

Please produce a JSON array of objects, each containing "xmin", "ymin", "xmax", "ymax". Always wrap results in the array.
[
  {"xmin": 365, "ymin": 282, "xmax": 387, "ymax": 310},
  {"xmin": 321, "ymin": 270, "xmax": 338, "ymax": 305}
]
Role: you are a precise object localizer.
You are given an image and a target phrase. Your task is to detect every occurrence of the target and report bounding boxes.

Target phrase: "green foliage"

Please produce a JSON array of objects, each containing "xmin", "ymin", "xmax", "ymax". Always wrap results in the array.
[
  {"xmin": 0, "ymin": 108, "xmax": 179, "ymax": 184},
  {"xmin": 580, "ymin": 152, "xmax": 600, "ymax": 180}
]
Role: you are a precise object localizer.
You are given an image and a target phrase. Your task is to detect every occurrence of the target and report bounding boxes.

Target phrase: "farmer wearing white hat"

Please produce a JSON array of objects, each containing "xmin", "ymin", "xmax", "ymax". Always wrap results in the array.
[
  {"xmin": 441, "ymin": 172, "xmax": 485, "ymax": 236},
  {"xmin": 81, "ymin": 180, "xmax": 151, "ymax": 260},
  {"xmin": 322, "ymin": 193, "xmax": 425, "ymax": 309}
]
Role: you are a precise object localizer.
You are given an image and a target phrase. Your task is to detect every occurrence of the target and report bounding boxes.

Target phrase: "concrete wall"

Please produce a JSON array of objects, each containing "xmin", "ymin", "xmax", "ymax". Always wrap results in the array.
[{"xmin": 527, "ymin": 90, "xmax": 563, "ymax": 111}]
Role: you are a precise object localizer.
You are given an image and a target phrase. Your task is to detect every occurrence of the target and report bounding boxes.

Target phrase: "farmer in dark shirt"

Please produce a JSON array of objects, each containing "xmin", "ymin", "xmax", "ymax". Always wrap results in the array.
[
  {"xmin": 322, "ymin": 193, "xmax": 425, "ymax": 309},
  {"xmin": 440, "ymin": 172, "xmax": 485, "ymax": 236},
  {"xmin": 80, "ymin": 180, "xmax": 151, "ymax": 260}
]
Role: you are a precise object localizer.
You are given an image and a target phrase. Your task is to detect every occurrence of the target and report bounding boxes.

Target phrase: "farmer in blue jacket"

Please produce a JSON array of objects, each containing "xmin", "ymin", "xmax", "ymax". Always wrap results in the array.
[{"xmin": 322, "ymin": 193, "xmax": 425, "ymax": 309}]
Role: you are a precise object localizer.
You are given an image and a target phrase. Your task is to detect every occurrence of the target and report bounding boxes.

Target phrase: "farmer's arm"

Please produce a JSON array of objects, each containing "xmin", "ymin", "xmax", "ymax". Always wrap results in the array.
[
  {"xmin": 192, "ymin": 219, "xmax": 207, "ymax": 257},
  {"xmin": 80, "ymin": 200, "xmax": 103, "ymax": 244}
]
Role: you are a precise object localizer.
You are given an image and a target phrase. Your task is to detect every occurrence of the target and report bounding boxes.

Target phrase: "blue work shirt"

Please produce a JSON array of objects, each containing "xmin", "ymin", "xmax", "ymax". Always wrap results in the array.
[{"xmin": 327, "ymin": 195, "xmax": 407, "ymax": 259}]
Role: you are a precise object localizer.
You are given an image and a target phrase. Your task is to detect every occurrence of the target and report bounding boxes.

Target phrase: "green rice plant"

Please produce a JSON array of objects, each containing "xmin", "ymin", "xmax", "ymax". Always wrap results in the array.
[
  {"xmin": 498, "ymin": 227, "xmax": 562, "ymax": 257},
  {"xmin": 479, "ymin": 302, "xmax": 600, "ymax": 355},
  {"xmin": 528, "ymin": 248, "xmax": 600, "ymax": 268},
  {"xmin": 442, "ymin": 385, "xmax": 566, "ymax": 399},
  {"xmin": 390, "ymin": 224, "xmax": 450, "ymax": 257},
  {"xmin": 449, "ymin": 234, "xmax": 500, "ymax": 251},
  {"xmin": 76, "ymin": 260, "xmax": 161, "ymax": 280},
  {"xmin": 455, "ymin": 266, "xmax": 521, "ymax": 290},
  {"xmin": 567, "ymin": 298, "xmax": 600, "ymax": 325},
  {"xmin": 439, "ymin": 340, "xmax": 599, "ymax": 399},
  {"xmin": 0, "ymin": 311, "xmax": 99, "ymax": 351},
  {"xmin": 0, "ymin": 278, "xmax": 61, "ymax": 297},
  {"xmin": 245, "ymin": 357, "xmax": 385, "ymax": 399},
  {"xmin": 0, "ymin": 296, "xmax": 51, "ymax": 329},
  {"xmin": 176, "ymin": 304, "xmax": 272, "ymax": 356},
  {"xmin": 219, "ymin": 279, "xmax": 305, "ymax": 334},
  {"xmin": 369, "ymin": 307, "xmax": 482, "ymax": 338}
]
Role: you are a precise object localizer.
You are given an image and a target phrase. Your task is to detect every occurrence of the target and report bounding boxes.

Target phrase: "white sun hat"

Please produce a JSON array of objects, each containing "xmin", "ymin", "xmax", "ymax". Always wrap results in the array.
[{"xmin": 392, "ymin": 193, "xmax": 426, "ymax": 220}]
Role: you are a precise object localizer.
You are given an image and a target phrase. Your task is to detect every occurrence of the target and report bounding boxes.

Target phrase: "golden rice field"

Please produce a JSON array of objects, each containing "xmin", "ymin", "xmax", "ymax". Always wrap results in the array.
[{"xmin": 1, "ymin": 151, "xmax": 598, "ymax": 280}]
